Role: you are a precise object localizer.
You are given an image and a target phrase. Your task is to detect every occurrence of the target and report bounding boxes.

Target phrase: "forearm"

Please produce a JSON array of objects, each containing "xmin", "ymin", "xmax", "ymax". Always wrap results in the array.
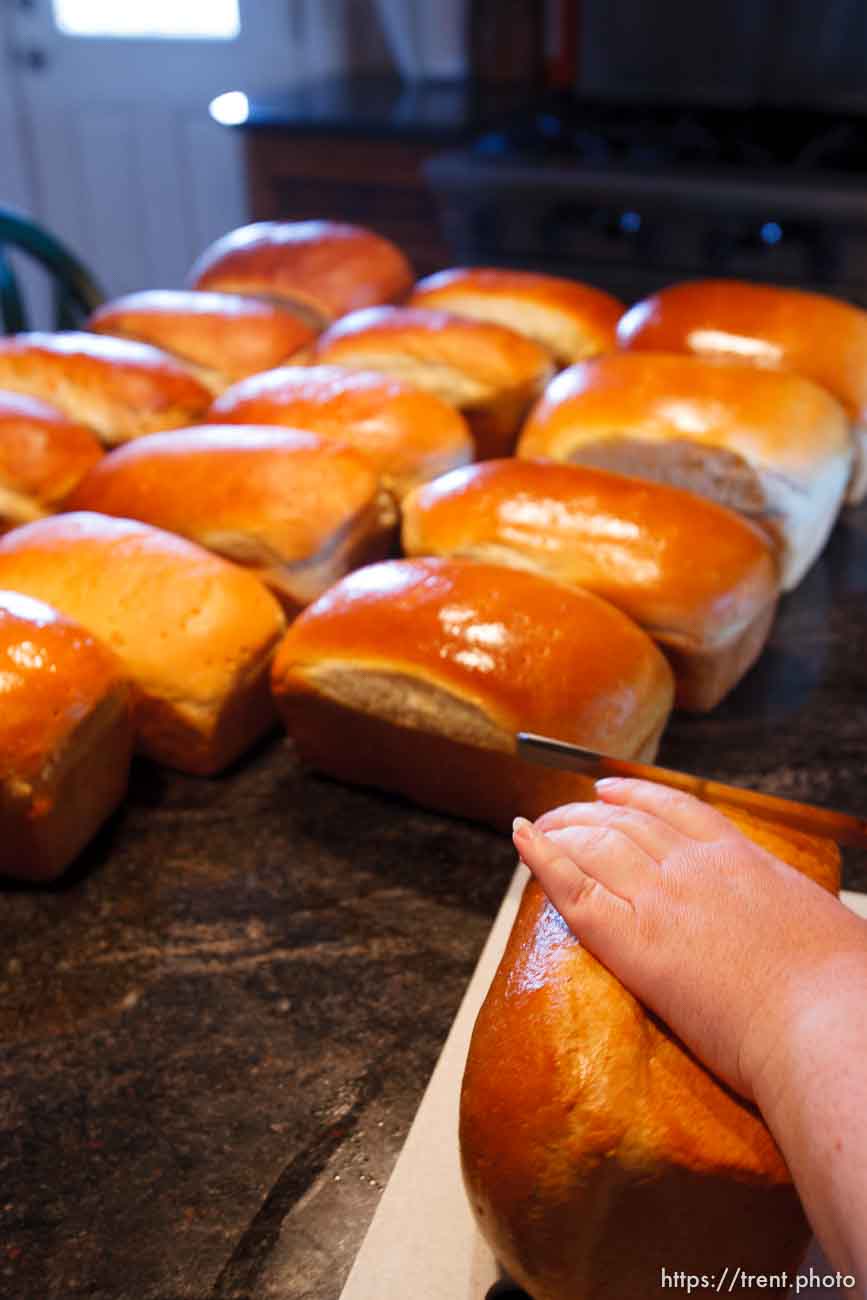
[{"xmin": 751, "ymin": 956, "xmax": 867, "ymax": 1292}]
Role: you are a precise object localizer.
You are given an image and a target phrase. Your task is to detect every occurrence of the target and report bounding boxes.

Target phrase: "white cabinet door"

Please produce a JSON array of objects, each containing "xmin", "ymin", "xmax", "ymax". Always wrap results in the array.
[
  {"xmin": 0, "ymin": 45, "xmax": 32, "ymax": 215},
  {"xmin": 0, "ymin": 5, "xmax": 52, "ymax": 326},
  {"xmin": 5, "ymin": 0, "xmax": 346, "ymax": 299}
]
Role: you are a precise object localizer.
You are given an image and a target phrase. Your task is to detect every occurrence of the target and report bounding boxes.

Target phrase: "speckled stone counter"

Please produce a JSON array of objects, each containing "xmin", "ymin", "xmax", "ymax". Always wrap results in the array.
[{"xmin": 2, "ymin": 503, "xmax": 866, "ymax": 1300}]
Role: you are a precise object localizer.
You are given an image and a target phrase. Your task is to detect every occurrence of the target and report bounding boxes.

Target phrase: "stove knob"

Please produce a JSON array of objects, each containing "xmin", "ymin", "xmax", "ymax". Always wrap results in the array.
[
  {"xmin": 758, "ymin": 221, "xmax": 784, "ymax": 247},
  {"xmin": 540, "ymin": 203, "xmax": 648, "ymax": 251},
  {"xmin": 616, "ymin": 210, "xmax": 643, "ymax": 237}
]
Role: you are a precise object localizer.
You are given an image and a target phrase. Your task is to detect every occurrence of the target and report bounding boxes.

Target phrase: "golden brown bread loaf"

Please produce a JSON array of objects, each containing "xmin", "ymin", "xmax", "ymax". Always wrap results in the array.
[
  {"xmin": 308, "ymin": 305, "xmax": 555, "ymax": 458},
  {"xmin": 67, "ymin": 426, "xmax": 397, "ymax": 615},
  {"xmin": 87, "ymin": 289, "xmax": 316, "ymax": 392},
  {"xmin": 186, "ymin": 219, "xmax": 414, "ymax": 326},
  {"xmin": 271, "ymin": 557, "xmax": 675, "ymax": 830},
  {"xmin": 618, "ymin": 278, "xmax": 867, "ymax": 503},
  {"xmin": 208, "ymin": 363, "xmax": 474, "ymax": 499},
  {"xmin": 0, "ymin": 332, "xmax": 212, "ymax": 445},
  {"xmin": 0, "ymin": 391, "xmax": 103, "ymax": 529},
  {"xmin": 0, "ymin": 512, "xmax": 286, "ymax": 774},
  {"xmin": 410, "ymin": 267, "xmax": 622, "ymax": 365},
  {"xmin": 518, "ymin": 352, "xmax": 852, "ymax": 591},
  {"xmin": 461, "ymin": 810, "xmax": 841, "ymax": 1300},
  {"xmin": 402, "ymin": 459, "xmax": 780, "ymax": 711},
  {"xmin": 0, "ymin": 590, "xmax": 133, "ymax": 881}
]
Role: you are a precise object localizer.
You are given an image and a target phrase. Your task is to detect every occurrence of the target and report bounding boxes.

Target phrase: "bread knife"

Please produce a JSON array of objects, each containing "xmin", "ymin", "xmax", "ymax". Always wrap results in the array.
[{"xmin": 516, "ymin": 732, "xmax": 867, "ymax": 848}]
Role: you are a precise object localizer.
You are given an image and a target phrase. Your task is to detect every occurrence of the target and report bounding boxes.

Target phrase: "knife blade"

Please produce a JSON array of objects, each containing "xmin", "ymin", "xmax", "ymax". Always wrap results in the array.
[{"xmin": 516, "ymin": 732, "xmax": 867, "ymax": 848}]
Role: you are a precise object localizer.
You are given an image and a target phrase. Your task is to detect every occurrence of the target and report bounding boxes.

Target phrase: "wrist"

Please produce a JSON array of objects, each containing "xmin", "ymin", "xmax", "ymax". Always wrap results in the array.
[{"xmin": 747, "ymin": 950, "xmax": 867, "ymax": 1122}]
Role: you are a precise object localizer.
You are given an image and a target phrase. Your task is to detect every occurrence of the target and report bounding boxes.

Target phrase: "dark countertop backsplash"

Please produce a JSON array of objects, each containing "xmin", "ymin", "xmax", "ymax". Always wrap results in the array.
[
  {"xmin": 2, "ymin": 501, "xmax": 866, "ymax": 1300},
  {"xmin": 233, "ymin": 75, "xmax": 533, "ymax": 142}
]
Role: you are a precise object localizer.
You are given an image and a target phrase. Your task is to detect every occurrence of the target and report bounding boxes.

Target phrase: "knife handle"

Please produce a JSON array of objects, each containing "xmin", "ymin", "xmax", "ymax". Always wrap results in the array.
[{"xmin": 516, "ymin": 734, "xmax": 867, "ymax": 849}]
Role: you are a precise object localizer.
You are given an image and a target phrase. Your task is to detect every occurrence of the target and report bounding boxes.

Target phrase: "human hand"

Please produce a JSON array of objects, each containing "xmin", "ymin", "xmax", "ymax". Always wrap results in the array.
[{"xmin": 513, "ymin": 779, "xmax": 867, "ymax": 1102}]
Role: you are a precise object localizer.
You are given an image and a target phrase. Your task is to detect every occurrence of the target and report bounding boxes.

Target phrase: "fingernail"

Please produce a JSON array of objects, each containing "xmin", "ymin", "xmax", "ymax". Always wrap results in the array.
[
  {"xmin": 512, "ymin": 816, "xmax": 533, "ymax": 837},
  {"xmin": 595, "ymin": 778, "xmax": 621, "ymax": 789}
]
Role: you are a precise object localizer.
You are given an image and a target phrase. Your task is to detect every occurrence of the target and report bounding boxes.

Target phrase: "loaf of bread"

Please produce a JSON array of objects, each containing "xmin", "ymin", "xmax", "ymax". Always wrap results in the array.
[
  {"xmin": 410, "ymin": 267, "xmax": 622, "ymax": 365},
  {"xmin": 0, "ymin": 513, "xmax": 286, "ymax": 774},
  {"xmin": 208, "ymin": 364, "xmax": 474, "ymax": 499},
  {"xmin": 460, "ymin": 810, "xmax": 841, "ymax": 1300},
  {"xmin": 308, "ymin": 306, "xmax": 554, "ymax": 459},
  {"xmin": 67, "ymin": 426, "xmax": 397, "ymax": 615},
  {"xmin": 271, "ymin": 557, "xmax": 674, "ymax": 830},
  {"xmin": 0, "ymin": 391, "xmax": 103, "ymax": 529},
  {"xmin": 402, "ymin": 459, "xmax": 779, "ymax": 711},
  {"xmin": 0, "ymin": 589, "xmax": 133, "ymax": 881},
  {"xmin": 187, "ymin": 220, "xmax": 413, "ymax": 326},
  {"xmin": 518, "ymin": 352, "xmax": 852, "ymax": 590},
  {"xmin": 0, "ymin": 332, "xmax": 212, "ymax": 445},
  {"xmin": 618, "ymin": 278, "xmax": 867, "ymax": 504},
  {"xmin": 87, "ymin": 290, "xmax": 316, "ymax": 392}
]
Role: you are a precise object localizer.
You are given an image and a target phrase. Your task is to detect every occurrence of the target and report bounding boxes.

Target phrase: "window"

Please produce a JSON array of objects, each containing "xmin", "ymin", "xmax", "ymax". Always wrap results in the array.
[{"xmin": 52, "ymin": 0, "xmax": 241, "ymax": 40}]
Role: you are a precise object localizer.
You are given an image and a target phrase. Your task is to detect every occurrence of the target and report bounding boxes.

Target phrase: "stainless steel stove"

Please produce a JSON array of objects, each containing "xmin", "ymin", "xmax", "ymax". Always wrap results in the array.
[{"xmin": 425, "ymin": 101, "xmax": 867, "ymax": 303}]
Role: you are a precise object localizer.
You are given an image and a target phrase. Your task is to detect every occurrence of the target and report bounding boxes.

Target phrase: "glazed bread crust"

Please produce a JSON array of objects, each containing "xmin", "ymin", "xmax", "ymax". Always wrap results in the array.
[
  {"xmin": 460, "ymin": 811, "xmax": 841, "ymax": 1300},
  {"xmin": 0, "ymin": 332, "xmax": 212, "ymax": 445},
  {"xmin": 187, "ymin": 220, "xmax": 414, "ymax": 325},
  {"xmin": 0, "ymin": 513, "xmax": 286, "ymax": 774},
  {"xmin": 617, "ymin": 278, "xmax": 867, "ymax": 503},
  {"xmin": 0, "ymin": 391, "xmax": 103, "ymax": 528},
  {"xmin": 67, "ymin": 425, "xmax": 398, "ymax": 614},
  {"xmin": 272, "ymin": 557, "xmax": 675, "ymax": 826},
  {"xmin": 410, "ymin": 267, "xmax": 622, "ymax": 365},
  {"xmin": 310, "ymin": 306, "xmax": 555, "ymax": 458},
  {"xmin": 518, "ymin": 352, "xmax": 853, "ymax": 591},
  {"xmin": 0, "ymin": 590, "xmax": 133, "ymax": 881},
  {"xmin": 88, "ymin": 289, "xmax": 316, "ymax": 391},
  {"xmin": 208, "ymin": 364, "xmax": 474, "ymax": 498},
  {"xmin": 402, "ymin": 459, "xmax": 779, "ymax": 711}
]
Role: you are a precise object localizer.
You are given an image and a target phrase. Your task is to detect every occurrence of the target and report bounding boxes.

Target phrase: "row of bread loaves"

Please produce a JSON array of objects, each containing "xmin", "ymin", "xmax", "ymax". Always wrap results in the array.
[
  {"xmin": 0, "ymin": 333, "xmax": 855, "ymax": 603},
  {"xmin": 0, "ymin": 326, "xmax": 838, "ymax": 751},
  {"xmin": 0, "ymin": 512, "xmax": 286, "ymax": 778},
  {"xmin": 64, "ymin": 430, "xmax": 781, "ymax": 713},
  {"xmin": 0, "ymin": 534, "xmax": 680, "ymax": 879},
  {"xmin": 4, "ymin": 225, "xmax": 867, "ymax": 877},
  {"xmin": 8, "ymin": 220, "xmax": 865, "ymax": 543},
  {"xmin": 183, "ymin": 230, "xmax": 867, "ymax": 573},
  {"xmin": 3, "ymin": 241, "xmax": 861, "ymax": 726},
  {"xmin": 75, "ymin": 222, "xmax": 625, "ymax": 458},
  {"xmin": 184, "ymin": 226, "xmax": 867, "ymax": 503},
  {"xmin": 5, "ymin": 219, "xmax": 866, "ymax": 492}
]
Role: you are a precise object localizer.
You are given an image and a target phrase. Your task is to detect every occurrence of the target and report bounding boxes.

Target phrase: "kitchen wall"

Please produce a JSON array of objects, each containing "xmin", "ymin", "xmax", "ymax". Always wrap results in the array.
[
  {"xmin": 580, "ymin": 0, "xmax": 867, "ymax": 108},
  {"xmin": 340, "ymin": 0, "xmax": 393, "ymax": 70}
]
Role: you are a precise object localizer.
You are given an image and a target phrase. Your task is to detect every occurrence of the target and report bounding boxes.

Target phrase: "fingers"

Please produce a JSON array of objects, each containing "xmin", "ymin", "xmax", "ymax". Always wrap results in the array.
[
  {"xmin": 512, "ymin": 818, "xmax": 637, "ymax": 927},
  {"xmin": 542, "ymin": 824, "xmax": 654, "ymax": 899},
  {"xmin": 535, "ymin": 799, "xmax": 688, "ymax": 862},
  {"xmin": 595, "ymin": 778, "xmax": 735, "ymax": 842}
]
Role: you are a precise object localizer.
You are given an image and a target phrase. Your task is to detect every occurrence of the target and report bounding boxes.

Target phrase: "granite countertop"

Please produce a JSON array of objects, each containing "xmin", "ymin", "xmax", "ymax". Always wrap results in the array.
[{"xmin": 2, "ymin": 502, "xmax": 866, "ymax": 1300}]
